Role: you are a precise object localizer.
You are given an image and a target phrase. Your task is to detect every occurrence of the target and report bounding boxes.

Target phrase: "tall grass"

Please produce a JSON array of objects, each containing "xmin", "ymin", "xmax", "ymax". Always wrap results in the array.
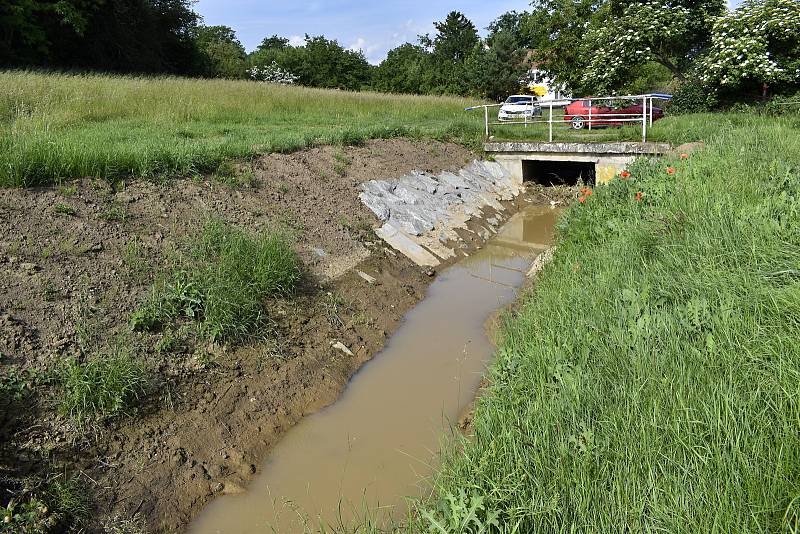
[
  {"xmin": 491, "ymin": 110, "xmax": 799, "ymax": 145},
  {"xmin": 59, "ymin": 353, "xmax": 147, "ymax": 425},
  {"xmin": 0, "ymin": 71, "xmax": 480, "ymax": 186},
  {"xmin": 132, "ymin": 218, "xmax": 301, "ymax": 342},
  {"xmin": 419, "ymin": 114, "xmax": 800, "ymax": 532},
  {"xmin": 4, "ymin": 71, "xmax": 788, "ymax": 187}
]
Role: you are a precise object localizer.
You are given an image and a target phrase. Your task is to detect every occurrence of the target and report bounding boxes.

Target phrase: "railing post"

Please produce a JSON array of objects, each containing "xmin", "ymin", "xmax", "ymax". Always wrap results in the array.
[
  {"xmin": 642, "ymin": 96, "xmax": 647, "ymax": 143},
  {"xmin": 484, "ymin": 106, "xmax": 489, "ymax": 139},
  {"xmin": 649, "ymin": 97, "xmax": 653, "ymax": 127},
  {"xmin": 548, "ymin": 102, "xmax": 553, "ymax": 142},
  {"xmin": 588, "ymin": 99, "xmax": 592, "ymax": 131}
]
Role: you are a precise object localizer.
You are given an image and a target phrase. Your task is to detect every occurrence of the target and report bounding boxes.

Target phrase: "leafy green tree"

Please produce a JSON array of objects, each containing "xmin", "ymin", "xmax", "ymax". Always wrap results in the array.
[
  {"xmin": 430, "ymin": 10, "xmax": 479, "ymax": 62},
  {"xmin": 581, "ymin": 0, "xmax": 725, "ymax": 92},
  {"xmin": 1, "ymin": 0, "xmax": 202, "ymax": 73},
  {"xmin": 414, "ymin": 11, "xmax": 480, "ymax": 94},
  {"xmin": 249, "ymin": 35, "xmax": 371, "ymax": 90},
  {"xmin": 257, "ymin": 35, "xmax": 289, "ymax": 52},
  {"xmin": 698, "ymin": 0, "xmax": 800, "ymax": 97},
  {"xmin": 248, "ymin": 35, "xmax": 287, "ymax": 71},
  {"xmin": 373, "ymin": 43, "xmax": 431, "ymax": 94},
  {"xmin": 0, "ymin": 0, "xmax": 99, "ymax": 64},
  {"xmin": 465, "ymin": 30, "xmax": 527, "ymax": 100},
  {"xmin": 486, "ymin": 11, "xmax": 527, "ymax": 48},
  {"xmin": 521, "ymin": 0, "xmax": 605, "ymax": 94},
  {"xmin": 195, "ymin": 25, "xmax": 247, "ymax": 78}
]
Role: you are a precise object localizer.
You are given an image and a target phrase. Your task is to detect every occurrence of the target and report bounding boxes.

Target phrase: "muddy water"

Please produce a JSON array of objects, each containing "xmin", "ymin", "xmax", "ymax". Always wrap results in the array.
[{"xmin": 190, "ymin": 205, "xmax": 560, "ymax": 534}]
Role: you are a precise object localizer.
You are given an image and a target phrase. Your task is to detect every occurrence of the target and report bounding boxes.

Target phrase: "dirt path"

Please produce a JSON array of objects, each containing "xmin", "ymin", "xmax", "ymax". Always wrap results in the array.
[{"xmin": 0, "ymin": 139, "xmax": 566, "ymax": 532}]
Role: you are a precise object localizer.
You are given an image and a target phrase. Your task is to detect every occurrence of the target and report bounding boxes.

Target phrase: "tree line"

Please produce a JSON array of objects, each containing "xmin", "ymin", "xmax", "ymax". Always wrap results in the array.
[{"xmin": 2, "ymin": 0, "xmax": 798, "ymax": 105}]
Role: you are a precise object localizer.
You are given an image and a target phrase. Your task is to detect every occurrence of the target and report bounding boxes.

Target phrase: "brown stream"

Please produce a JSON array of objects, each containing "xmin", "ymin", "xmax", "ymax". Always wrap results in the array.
[{"xmin": 190, "ymin": 204, "xmax": 560, "ymax": 533}]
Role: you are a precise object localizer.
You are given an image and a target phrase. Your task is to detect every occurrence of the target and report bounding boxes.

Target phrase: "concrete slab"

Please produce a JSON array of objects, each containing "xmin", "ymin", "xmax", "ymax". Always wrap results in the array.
[{"xmin": 375, "ymin": 223, "xmax": 440, "ymax": 267}]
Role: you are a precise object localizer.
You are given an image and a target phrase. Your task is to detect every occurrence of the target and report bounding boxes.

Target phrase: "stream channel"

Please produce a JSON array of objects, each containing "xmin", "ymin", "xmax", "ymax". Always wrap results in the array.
[{"xmin": 190, "ymin": 204, "xmax": 560, "ymax": 533}]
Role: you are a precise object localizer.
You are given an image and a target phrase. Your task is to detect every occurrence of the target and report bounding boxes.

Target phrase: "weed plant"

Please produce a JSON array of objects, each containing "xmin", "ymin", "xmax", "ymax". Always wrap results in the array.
[
  {"xmin": 58, "ymin": 353, "xmax": 146, "ymax": 425},
  {"xmin": 0, "ymin": 475, "xmax": 89, "ymax": 533},
  {"xmin": 132, "ymin": 218, "xmax": 300, "ymax": 342}
]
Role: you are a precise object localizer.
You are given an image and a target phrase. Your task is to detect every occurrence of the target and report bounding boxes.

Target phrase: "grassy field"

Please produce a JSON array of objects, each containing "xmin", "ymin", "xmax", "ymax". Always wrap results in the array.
[
  {"xmin": 0, "ymin": 71, "xmax": 479, "ymax": 186},
  {"xmin": 2, "ymin": 71, "xmax": 766, "ymax": 188},
  {"xmin": 489, "ymin": 110, "xmax": 786, "ymax": 145},
  {"xmin": 416, "ymin": 113, "xmax": 800, "ymax": 532}
]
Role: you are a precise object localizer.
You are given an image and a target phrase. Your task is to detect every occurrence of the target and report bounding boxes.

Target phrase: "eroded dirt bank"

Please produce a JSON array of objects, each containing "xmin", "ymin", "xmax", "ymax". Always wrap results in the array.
[{"xmin": 0, "ymin": 139, "xmax": 568, "ymax": 532}]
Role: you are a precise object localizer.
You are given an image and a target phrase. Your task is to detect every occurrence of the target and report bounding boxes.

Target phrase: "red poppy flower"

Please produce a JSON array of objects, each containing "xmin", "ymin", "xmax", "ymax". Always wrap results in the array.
[
  {"xmin": 620, "ymin": 170, "xmax": 631, "ymax": 179},
  {"xmin": 579, "ymin": 196, "xmax": 586, "ymax": 204},
  {"xmin": 635, "ymin": 192, "xmax": 643, "ymax": 201},
  {"xmin": 680, "ymin": 153, "xmax": 689, "ymax": 159},
  {"xmin": 586, "ymin": 189, "xmax": 593, "ymax": 196},
  {"xmin": 667, "ymin": 167, "xmax": 676, "ymax": 175}
]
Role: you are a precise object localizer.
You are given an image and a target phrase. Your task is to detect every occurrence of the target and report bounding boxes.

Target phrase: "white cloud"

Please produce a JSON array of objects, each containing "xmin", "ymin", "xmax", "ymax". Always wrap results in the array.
[
  {"xmin": 288, "ymin": 35, "xmax": 305, "ymax": 46},
  {"xmin": 348, "ymin": 37, "xmax": 383, "ymax": 64}
]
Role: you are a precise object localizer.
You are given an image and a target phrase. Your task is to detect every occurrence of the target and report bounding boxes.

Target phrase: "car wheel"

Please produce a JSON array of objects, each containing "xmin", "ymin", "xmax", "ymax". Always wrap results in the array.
[{"xmin": 570, "ymin": 116, "xmax": 586, "ymax": 130}]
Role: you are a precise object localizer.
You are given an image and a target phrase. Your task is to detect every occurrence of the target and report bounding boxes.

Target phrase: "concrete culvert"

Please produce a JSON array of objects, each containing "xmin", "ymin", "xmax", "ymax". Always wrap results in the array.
[{"xmin": 522, "ymin": 159, "xmax": 596, "ymax": 186}]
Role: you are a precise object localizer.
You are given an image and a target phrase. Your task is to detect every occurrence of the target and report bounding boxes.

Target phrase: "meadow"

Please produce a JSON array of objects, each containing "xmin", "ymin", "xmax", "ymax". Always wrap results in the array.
[
  {"xmin": 417, "ymin": 113, "xmax": 800, "ymax": 532},
  {"xmin": 1, "ymin": 70, "xmax": 763, "ymax": 188},
  {"xmin": 0, "ymin": 71, "xmax": 479, "ymax": 186}
]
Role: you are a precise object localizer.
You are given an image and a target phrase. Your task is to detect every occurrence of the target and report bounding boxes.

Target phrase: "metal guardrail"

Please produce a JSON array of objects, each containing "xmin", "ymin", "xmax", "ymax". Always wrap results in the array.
[{"xmin": 466, "ymin": 94, "xmax": 672, "ymax": 143}]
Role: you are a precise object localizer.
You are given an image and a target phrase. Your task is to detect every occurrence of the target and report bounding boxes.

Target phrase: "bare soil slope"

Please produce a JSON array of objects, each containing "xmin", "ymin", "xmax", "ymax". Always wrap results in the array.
[{"xmin": 1, "ymin": 140, "xmax": 484, "ymax": 531}]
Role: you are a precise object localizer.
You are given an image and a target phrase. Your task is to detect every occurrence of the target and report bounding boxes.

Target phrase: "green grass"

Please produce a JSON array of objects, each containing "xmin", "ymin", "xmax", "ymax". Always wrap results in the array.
[
  {"xmin": 418, "ymin": 114, "xmax": 800, "ymax": 532},
  {"xmin": 0, "ymin": 71, "xmax": 480, "ymax": 187},
  {"xmin": 58, "ymin": 352, "xmax": 147, "ymax": 425},
  {"xmin": 132, "ymin": 218, "xmax": 301, "ymax": 342},
  {"xmin": 489, "ymin": 109, "xmax": 798, "ymax": 145}
]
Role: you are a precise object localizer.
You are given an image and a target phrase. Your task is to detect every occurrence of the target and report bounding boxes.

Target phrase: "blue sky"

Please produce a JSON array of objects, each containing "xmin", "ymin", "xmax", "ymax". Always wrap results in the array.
[
  {"xmin": 194, "ymin": 0, "xmax": 743, "ymax": 64},
  {"xmin": 194, "ymin": 0, "xmax": 530, "ymax": 63}
]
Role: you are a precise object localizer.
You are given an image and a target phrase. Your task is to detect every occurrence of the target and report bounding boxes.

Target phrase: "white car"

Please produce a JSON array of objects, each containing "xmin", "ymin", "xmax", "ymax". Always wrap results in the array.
[{"xmin": 498, "ymin": 95, "xmax": 541, "ymax": 121}]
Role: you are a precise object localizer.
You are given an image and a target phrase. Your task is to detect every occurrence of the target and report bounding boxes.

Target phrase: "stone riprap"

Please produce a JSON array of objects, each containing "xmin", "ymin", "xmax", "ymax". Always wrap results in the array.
[{"xmin": 360, "ymin": 160, "xmax": 523, "ymax": 266}]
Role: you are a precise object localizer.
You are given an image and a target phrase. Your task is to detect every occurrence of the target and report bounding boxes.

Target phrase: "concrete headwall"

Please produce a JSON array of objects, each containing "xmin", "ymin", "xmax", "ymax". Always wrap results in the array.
[{"xmin": 486, "ymin": 141, "xmax": 672, "ymax": 186}]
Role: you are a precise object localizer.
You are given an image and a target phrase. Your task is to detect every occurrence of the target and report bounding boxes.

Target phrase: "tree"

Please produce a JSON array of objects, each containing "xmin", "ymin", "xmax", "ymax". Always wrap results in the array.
[
  {"xmin": 0, "ymin": 0, "xmax": 100, "ymax": 65},
  {"xmin": 257, "ymin": 35, "xmax": 289, "ymax": 52},
  {"xmin": 697, "ymin": 0, "xmax": 800, "ymax": 96},
  {"xmin": 430, "ymin": 11, "xmax": 479, "ymax": 62},
  {"xmin": 521, "ymin": 0, "xmax": 605, "ymax": 94},
  {"xmin": 581, "ymin": 0, "xmax": 725, "ymax": 92},
  {"xmin": 373, "ymin": 43, "xmax": 431, "ymax": 94},
  {"xmin": 249, "ymin": 35, "xmax": 372, "ymax": 90},
  {"xmin": 195, "ymin": 25, "xmax": 247, "ymax": 78},
  {"xmin": 0, "ymin": 0, "xmax": 203, "ymax": 74},
  {"xmin": 487, "ymin": 11, "xmax": 526, "ymax": 47},
  {"xmin": 412, "ymin": 11, "xmax": 480, "ymax": 95},
  {"xmin": 248, "ymin": 61, "xmax": 298, "ymax": 85},
  {"xmin": 465, "ymin": 29, "xmax": 527, "ymax": 100}
]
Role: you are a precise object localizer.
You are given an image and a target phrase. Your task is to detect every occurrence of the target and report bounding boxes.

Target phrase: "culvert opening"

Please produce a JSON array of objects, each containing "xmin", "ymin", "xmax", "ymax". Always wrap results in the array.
[{"xmin": 522, "ymin": 160, "xmax": 595, "ymax": 186}]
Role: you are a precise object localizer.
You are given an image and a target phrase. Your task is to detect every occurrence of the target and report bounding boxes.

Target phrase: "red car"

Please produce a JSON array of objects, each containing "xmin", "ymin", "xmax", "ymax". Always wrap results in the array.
[{"xmin": 563, "ymin": 99, "xmax": 664, "ymax": 130}]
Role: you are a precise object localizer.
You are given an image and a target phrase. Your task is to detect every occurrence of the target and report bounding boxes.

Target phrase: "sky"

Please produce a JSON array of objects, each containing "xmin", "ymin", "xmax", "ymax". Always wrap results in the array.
[
  {"xmin": 194, "ymin": 0, "xmax": 744, "ymax": 65},
  {"xmin": 193, "ymin": 0, "xmax": 530, "ymax": 64}
]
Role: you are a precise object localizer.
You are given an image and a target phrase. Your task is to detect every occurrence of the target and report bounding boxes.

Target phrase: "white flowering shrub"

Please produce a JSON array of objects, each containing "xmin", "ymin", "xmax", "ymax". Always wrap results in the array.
[
  {"xmin": 698, "ymin": 0, "xmax": 800, "ymax": 91},
  {"xmin": 582, "ymin": 1, "xmax": 699, "ymax": 93},
  {"xmin": 248, "ymin": 62, "xmax": 299, "ymax": 85}
]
